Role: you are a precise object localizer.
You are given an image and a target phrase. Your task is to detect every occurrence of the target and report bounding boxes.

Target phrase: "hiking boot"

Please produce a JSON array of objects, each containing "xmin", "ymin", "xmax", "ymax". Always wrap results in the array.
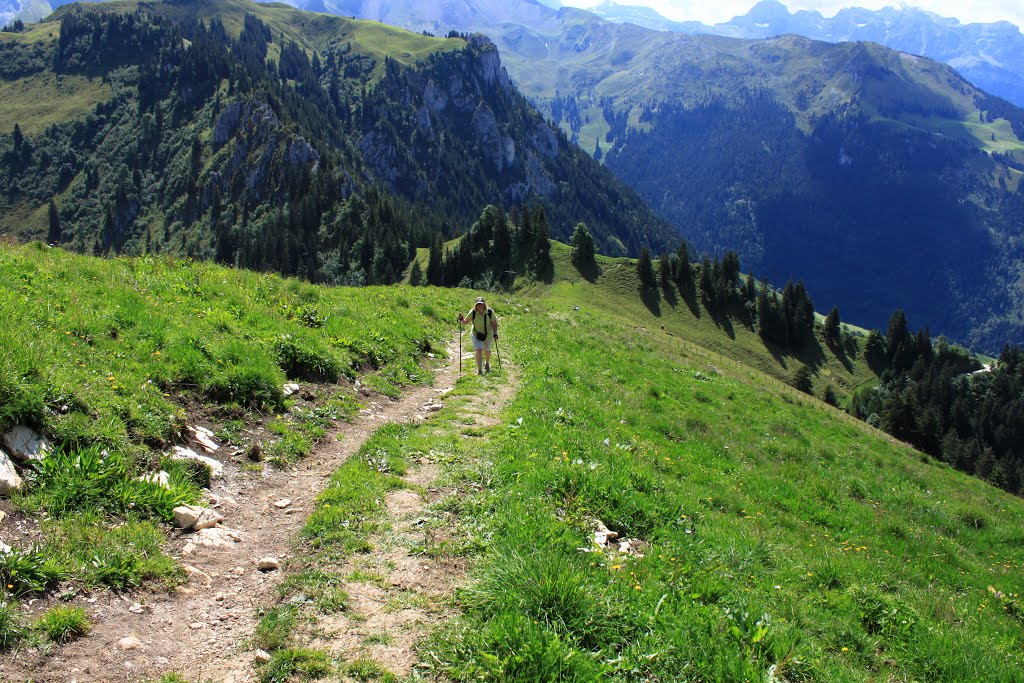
[
  {"xmin": 485, "ymin": 362, "xmax": 490, "ymax": 373},
  {"xmin": 478, "ymin": 369, "xmax": 483, "ymax": 375}
]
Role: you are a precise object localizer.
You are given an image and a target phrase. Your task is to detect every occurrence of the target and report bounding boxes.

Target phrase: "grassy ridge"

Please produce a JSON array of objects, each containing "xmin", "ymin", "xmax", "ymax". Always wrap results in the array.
[
  {"xmin": 519, "ymin": 242, "xmax": 876, "ymax": 403},
  {"xmin": 431, "ymin": 298, "xmax": 1024, "ymax": 681}
]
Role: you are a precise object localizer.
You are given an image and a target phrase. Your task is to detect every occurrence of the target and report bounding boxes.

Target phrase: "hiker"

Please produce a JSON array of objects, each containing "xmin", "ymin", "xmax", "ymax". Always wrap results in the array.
[{"xmin": 459, "ymin": 296, "xmax": 499, "ymax": 375}]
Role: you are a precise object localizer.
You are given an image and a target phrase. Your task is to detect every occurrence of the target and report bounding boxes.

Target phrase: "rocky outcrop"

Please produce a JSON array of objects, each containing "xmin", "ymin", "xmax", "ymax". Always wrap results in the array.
[{"xmin": 472, "ymin": 103, "xmax": 516, "ymax": 172}]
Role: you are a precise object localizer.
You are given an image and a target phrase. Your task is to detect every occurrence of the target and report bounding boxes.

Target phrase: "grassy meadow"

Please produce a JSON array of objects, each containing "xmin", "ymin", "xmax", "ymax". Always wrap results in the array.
[
  {"xmin": 1, "ymin": 242, "xmax": 1022, "ymax": 681},
  {"xmin": 427, "ymin": 297, "xmax": 1024, "ymax": 681}
]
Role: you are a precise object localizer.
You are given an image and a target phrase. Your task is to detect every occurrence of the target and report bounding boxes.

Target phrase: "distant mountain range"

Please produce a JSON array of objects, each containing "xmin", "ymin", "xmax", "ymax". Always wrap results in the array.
[{"xmin": 588, "ymin": 0, "xmax": 1024, "ymax": 108}]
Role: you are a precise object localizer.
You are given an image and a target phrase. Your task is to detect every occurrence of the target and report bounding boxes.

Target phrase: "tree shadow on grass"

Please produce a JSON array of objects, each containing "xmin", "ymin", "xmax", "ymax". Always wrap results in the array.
[
  {"xmin": 574, "ymin": 259, "xmax": 602, "ymax": 283},
  {"xmin": 640, "ymin": 286, "xmax": 661, "ymax": 317}
]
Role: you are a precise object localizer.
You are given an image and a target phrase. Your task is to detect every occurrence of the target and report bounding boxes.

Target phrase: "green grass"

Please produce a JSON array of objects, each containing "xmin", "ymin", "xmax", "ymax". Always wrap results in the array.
[
  {"xmin": 0, "ymin": 71, "xmax": 111, "ymax": 134},
  {"xmin": 258, "ymin": 647, "xmax": 333, "ymax": 683},
  {"xmin": 34, "ymin": 606, "xmax": 90, "ymax": 643},
  {"xmin": 424, "ymin": 294, "xmax": 1024, "ymax": 681}
]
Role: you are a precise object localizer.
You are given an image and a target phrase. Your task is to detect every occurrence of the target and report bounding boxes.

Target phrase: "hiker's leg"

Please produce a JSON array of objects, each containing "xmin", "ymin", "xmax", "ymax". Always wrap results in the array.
[{"xmin": 475, "ymin": 348, "xmax": 483, "ymax": 372}]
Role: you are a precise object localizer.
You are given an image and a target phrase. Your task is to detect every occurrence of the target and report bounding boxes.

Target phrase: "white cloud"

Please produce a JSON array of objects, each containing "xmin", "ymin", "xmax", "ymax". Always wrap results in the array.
[{"xmin": 564, "ymin": 1, "xmax": 1024, "ymax": 29}]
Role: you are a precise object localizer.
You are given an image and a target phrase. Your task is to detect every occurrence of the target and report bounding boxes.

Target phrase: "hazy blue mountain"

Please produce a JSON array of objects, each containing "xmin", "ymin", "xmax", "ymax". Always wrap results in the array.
[
  {"xmin": 0, "ymin": 0, "xmax": 53, "ymax": 26},
  {"xmin": 590, "ymin": 0, "xmax": 1024, "ymax": 107}
]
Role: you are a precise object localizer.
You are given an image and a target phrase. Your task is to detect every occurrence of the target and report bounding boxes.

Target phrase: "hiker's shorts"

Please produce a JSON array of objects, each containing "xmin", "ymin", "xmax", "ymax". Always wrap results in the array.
[{"xmin": 472, "ymin": 335, "xmax": 492, "ymax": 351}]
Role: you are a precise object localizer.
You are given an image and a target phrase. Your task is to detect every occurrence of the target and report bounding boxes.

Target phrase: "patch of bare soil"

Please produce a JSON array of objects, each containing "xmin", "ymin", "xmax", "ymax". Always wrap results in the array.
[{"xmin": 0, "ymin": 338, "xmax": 502, "ymax": 683}]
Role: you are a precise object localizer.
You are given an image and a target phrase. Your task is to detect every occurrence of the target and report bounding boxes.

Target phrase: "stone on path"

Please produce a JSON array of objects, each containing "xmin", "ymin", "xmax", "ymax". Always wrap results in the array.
[
  {"xmin": 282, "ymin": 383, "xmax": 300, "ymax": 397},
  {"xmin": 254, "ymin": 649, "xmax": 272, "ymax": 664},
  {"xmin": 118, "ymin": 636, "xmax": 143, "ymax": 651},
  {"xmin": 256, "ymin": 557, "xmax": 280, "ymax": 571},
  {"xmin": 171, "ymin": 446, "xmax": 223, "ymax": 480},
  {"xmin": 193, "ymin": 527, "xmax": 242, "ymax": 548},
  {"xmin": 0, "ymin": 447, "xmax": 23, "ymax": 496},
  {"xmin": 2, "ymin": 425, "xmax": 52, "ymax": 462},
  {"xmin": 173, "ymin": 505, "xmax": 225, "ymax": 531},
  {"xmin": 273, "ymin": 498, "xmax": 292, "ymax": 509}
]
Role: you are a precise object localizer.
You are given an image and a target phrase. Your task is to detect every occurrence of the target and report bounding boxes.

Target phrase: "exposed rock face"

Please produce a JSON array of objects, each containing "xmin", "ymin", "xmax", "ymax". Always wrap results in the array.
[
  {"xmin": 0, "ymin": 447, "xmax": 23, "ymax": 496},
  {"xmin": 2, "ymin": 425, "xmax": 52, "ymax": 462},
  {"xmin": 423, "ymin": 78, "xmax": 448, "ymax": 114},
  {"xmin": 472, "ymin": 103, "xmax": 516, "ymax": 172},
  {"xmin": 213, "ymin": 101, "xmax": 243, "ymax": 146},
  {"xmin": 287, "ymin": 137, "xmax": 320, "ymax": 167}
]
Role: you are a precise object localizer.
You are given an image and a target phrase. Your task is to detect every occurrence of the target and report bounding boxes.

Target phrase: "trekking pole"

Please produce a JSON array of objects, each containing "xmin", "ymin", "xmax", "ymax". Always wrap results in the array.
[
  {"xmin": 495, "ymin": 335, "xmax": 502, "ymax": 371},
  {"xmin": 457, "ymin": 314, "xmax": 463, "ymax": 374}
]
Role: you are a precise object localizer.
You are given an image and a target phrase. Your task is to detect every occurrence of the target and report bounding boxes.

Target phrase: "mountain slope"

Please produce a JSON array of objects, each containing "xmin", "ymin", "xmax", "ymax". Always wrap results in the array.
[
  {"xmin": 0, "ymin": 0, "xmax": 675, "ymax": 279},
  {"xmin": 261, "ymin": 0, "xmax": 1024, "ymax": 351}
]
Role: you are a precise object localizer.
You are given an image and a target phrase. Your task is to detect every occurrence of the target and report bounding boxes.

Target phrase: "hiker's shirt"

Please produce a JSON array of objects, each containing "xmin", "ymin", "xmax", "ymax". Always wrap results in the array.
[{"xmin": 466, "ymin": 308, "xmax": 497, "ymax": 341}]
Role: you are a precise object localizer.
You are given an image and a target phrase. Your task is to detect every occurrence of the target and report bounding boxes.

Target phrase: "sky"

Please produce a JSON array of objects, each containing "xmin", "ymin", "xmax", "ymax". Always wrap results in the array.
[{"xmin": 560, "ymin": 1, "xmax": 1024, "ymax": 29}]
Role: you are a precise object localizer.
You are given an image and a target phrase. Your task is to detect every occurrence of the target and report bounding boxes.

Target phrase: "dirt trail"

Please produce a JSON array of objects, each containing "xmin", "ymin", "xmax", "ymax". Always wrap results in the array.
[
  {"xmin": 302, "ymin": 358, "xmax": 516, "ymax": 679},
  {"xmin": 2, "ymin": 336, "xmax": 513, "ymax": 683}
]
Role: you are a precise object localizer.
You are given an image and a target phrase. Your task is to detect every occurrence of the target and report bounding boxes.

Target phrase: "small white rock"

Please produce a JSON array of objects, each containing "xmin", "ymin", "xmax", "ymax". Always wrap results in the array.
[
  {"xmin": 118, "ymin": 636, "xmax": 143, "ymax": 651},
  {"xmin": 1, "ymin": 426, "xmax": 52, "ymax": 462},
  {"xmin": 254, "ymin": 649, "xmax": 272, "ymax": 664},
  {"xmin": 256, "ymin": 557, "xmax": 280, "ymax": 571},
  {"xmin": 172, "ymin": 505, "xmax": 224, "ymax": 531},
  {"xmin": 273, "ymin": 499, "xmax": 292, "ymax": 509},
  {"xmin": 187, "ymin": 425, "xmax": 220, "ymax": 454},
  {"xmin": 0, "ymin": 447, "xmax": 23, "ymax": 497},
  {"xmin": 171, "ymin": 446, "xmax": 223, "ymax": 480},
  {"xmin": 282, "ymin": 383, "xmax": 300, "ymax": 397}
]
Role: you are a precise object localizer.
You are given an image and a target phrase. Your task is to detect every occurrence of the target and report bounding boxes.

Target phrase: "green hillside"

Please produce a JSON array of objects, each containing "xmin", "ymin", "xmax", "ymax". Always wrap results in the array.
[
  {"xmin": 0, "ymin": 0, "xmax": 675, "ymax": 285},
  {"xmin": 3, "ymin": 244, "xmax": 1021, "ymax": 680}
]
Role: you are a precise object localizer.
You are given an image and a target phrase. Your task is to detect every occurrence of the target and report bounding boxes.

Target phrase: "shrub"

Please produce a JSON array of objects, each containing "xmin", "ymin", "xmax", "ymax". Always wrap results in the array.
[
  {"xmin": 29, "ymin": 446, "xmax": 196, "ymax": 522},
  {"xmin": 258, "ymin": 648, "xmax": 333, "ymax": 683},
  {"xmin": 206, "ymin": 359, "xmax": 284, "ymax": 409}
]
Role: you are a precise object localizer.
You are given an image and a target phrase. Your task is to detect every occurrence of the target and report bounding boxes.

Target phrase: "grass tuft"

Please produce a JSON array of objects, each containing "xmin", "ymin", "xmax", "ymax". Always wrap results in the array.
[{"xmin": 34, "ymin": 605, "xmax": 90, "ymax": 643}]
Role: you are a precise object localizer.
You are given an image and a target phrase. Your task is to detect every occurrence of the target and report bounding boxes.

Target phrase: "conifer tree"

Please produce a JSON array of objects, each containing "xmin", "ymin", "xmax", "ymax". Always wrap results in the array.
[
  {"xmin": 823, "ymin": 306, "xmax": 841, "ymax": 348},
  {"xmin": 427, "ymin": 234, "xmax": 443, "ymax": 286},
  {"xmin": 637, "ymin": 247, "xmax": 656, "ymax": 290},
  {"xmin": 570, "ymin": 221, "xmax": 595, "ymax": 270},
  {"xmin": 674, "ymin": 240, "xmax": 693, "ymax": 292},
  {"xmin": 409, "ymin": 259, "xmax": 423, "ymax": 286}
]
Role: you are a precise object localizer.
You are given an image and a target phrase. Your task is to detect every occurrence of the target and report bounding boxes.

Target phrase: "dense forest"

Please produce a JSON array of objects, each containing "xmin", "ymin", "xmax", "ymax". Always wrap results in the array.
[
  {"xmin": 852, "ymin": 313, "xmax": 1024, "ymax": 494},
  {"xmin": 0, "ymin": 2, "xmax": 675, "ymax": 283}
]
